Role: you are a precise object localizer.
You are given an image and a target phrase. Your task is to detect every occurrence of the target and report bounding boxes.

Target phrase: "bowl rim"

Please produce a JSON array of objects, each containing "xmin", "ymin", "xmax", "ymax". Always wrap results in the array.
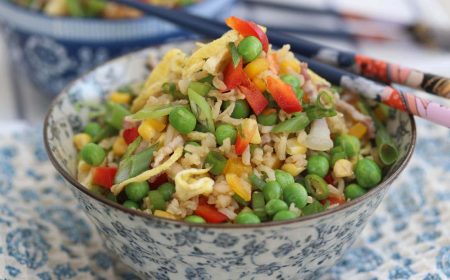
[
  {"xmin": 43, "ymin": 44, "xmax": 417, "ymax": 229},
  {"xmin": 0, "ymin": 0, "xmax": 223, "ymax": 24}
]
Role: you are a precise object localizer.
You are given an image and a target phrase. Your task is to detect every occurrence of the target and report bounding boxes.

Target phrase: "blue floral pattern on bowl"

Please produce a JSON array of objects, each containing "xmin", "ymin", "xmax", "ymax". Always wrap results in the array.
[
  {"xmin": 43, "ymin": 43, "xmax": 416, "ymax": 279},
  {"xmin": 0, "ymin": 0, "xmax": 235, "ymax": 97}
]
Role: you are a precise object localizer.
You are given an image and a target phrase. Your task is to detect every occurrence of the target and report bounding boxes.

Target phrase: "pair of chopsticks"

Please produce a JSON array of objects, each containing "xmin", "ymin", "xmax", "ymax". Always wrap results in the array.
[{"xmin": 111, "ymin": 0, "xmax": 450, "ymax": 128}]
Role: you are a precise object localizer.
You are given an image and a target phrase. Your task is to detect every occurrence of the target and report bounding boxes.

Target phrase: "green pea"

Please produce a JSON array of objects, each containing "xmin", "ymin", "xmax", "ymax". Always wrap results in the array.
[
  {"xmin": 304, "ymin": 174, "xmax": 330, "ymax": 200},
  {"xmin": 189, "ymin": 81, "xmax": 212, "ymax": 97},
  {"xmin": 237, "ymin": 36, "xmax": 263, "ymax": 62},
  {"xmin": 235, "ymin": 212, "xmax": 261, "ymax": 224},
  {"xmin": 273, "ymin": 210, "xmax": 298, "ymax": 221},
  {"xmin": 263, "ymin": 181, "xmax": 282, "ymax": 201},
  {"xmin": 307, "ymin": 154, "xmax": 330, "ymax": 178},
  {"xmin": 84, "ymin": 122, "xmax": 102, "ymax": 138},
  {"xmin": 184, "ymin": 215, "xmax": 206, "ymax": 223},
  {"xmin": 106, "ymin": 192, "xmax": 117, "ymax": 202},
  {"xmin": 331, "ymin": 146, "xmax": 347, "ymax": 166},
  {"xmin": 234, "ymin": 100, "xmax": 252, "ymax": 118},
  {"xmin": 275, "ymin": 170, "xmax": 295, "ymax": 189},
  {"xmin": 148, "ymin": 190, "xmax": 166, "ymax": 211},
  {"xmin": 125, "ymin": 181, "xmax": 150, "ymax": 202},
  {"xmin": 249, "ymin": 173, "xmax": 266, "ymax": 191},
  {"xmin": 215, "ymin": 124, "xmax": 237, "ymax": 145},
  {"xmin": 80, "ymin": 143, "xmax": 106, "ymax": 166},
  {"xmin": 169, "ymin": 107, "xmax": 196, "ymax": 134},
  {"xmin": 205, "ymin": 151, "xmax": 228, "ymax": 176},
  {"xmin": 355, "ymin": 158, "xmax": 382, "ymax": 189},
  {"xmin": 301, "ymin": 200, "xmax": 325, "ymax": 216},
  {"xmin": 253, "ymin": 208, "xmax": 268, "ymax": 222},
  {"xmin": 283, "ymin": 183, "xmax": 308, "ymax": 209},
  {"xmin": 344, "ymin": 183, "xmax": 367, "ymax": 200},
  {"xmin": 335, "ymin": 134, "xmax": 360, "ymax": 157},
  {"xmin": 265, "ymin": 199, "xmax": 289, "ymax": 216},
  {"xmin": 257, "ymin": 110, "xmax": 278, "ymax": 126},
  {"xmin": 123, "ymin": 200, "xmax": 139, "ymax": 209},
  {"xmin": 280, "ymin": 74, "xmax": 300, "ymax": 88},
  {"xmin": 158, "ymin": 182, "xmax": 175, "ymax": 201}
]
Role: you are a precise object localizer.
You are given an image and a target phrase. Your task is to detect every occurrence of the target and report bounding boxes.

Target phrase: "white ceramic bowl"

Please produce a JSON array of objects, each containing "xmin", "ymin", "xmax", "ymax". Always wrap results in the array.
[{"xmin": 44, "ymin": 42, "xmax": 416, "ymax": 279}]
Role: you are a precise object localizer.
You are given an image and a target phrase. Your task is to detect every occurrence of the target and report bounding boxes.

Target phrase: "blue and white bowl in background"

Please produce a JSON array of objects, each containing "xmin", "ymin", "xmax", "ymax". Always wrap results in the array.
[{"xmin": 0, "ymin": 0, "xmax": 235, "ymax": 97}]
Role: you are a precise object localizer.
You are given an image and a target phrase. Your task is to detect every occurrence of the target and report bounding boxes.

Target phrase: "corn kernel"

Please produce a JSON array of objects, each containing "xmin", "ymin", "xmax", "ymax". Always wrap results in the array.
[
  {"xmin": 153, "ymin": 210, "xmax": 178, "ymax": 220},
  {"xmin": 280, "ymin": 59, "xmax": 301, "ymax": 74},
  {"xmin": 281, "ymin": 163, "xmax": 303, "ymax": 176},
  {"xmin": 110, "ymin": 92, "xmax": 132, "ymax": 104},
  {"xmin": 252, "ymin": 77, "xmax": 266, "ymax": 92},
  {"xmin": 286, "ymin": 138, "xmax": 307, "ymax": 155},
  {"xmin": 73, "ymin": 133, "xmax": 92, "ymax": 150},
  {"xmin": 333, "ymin": 159, "xmax": 354, "ymax": 178},
  {"xmin": 113, "ymin": 136, "xmax": 127, "ymax": 156},
  {"xmin": 146, "ymin": 118, "xmax": 167, "ymax": 132},
  {"xmin": 244, "ymin": 58, "xmax": 269, "ymax": 79},
  {"xmin": 138, "ymin": 122, "xmax": 157, "ymax": 142},
  {"xmin": 348, "ymin": 122, "xmax": 367, "ymax": 139}
]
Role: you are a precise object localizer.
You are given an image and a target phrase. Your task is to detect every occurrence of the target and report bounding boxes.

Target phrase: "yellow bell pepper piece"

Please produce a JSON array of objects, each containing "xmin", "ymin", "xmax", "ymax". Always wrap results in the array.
[
  {"xmin": 225, "ymin": 173, "xmax": 252, "ymax": 202},
  {"xmin": 113, "ymin": 136, "xmax": 128, "ymax": 156},
  {"xmin": 348, "ymin": 122, "xmax": 367, "ymax": 139},
  {"xmin": 244, "ymin": 58, "xmax": 269, "ymax": 79},
  {"xmin": 73, "ymin": 133, "xmax": 92, "ymax": 150},
  {"xmin": 286, "ymin": 138, "xmax": 307, "ymax": 155},
  {"xmin": 252, "ymin": 77, "xmax": 266, "ymax": 92},
  {"xmin": 242, "ymin": 118, "xmax": 261, "ymax": 144},
  {"xmin": 154, "ymin": 210, "xmax": 178, "ymax": 220},
  {"xmin": 138, "ymin": 119, "xmax": 166, "ymax": 142},
  {"xmin": 280, "ymin": 59, "xmax": 301, "ymax": 74},
  {"xmin": 224, "ymin": 158, "xmax": 252, "ymax": 176},
  {"xmin": 281, "ymin": 163, "xmax": 303, "ymax": 177}
]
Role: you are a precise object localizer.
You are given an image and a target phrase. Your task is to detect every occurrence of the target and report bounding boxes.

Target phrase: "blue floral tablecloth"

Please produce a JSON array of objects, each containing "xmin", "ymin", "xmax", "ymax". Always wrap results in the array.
[{"xmin": 0, "ymin": 119, "xmax": 449, "ymax": 280}]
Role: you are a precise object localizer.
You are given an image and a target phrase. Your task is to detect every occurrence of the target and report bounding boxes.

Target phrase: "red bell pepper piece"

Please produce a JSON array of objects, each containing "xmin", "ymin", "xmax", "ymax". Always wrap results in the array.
[
  {"xmin": 223, "ymin": 60, "xmax": 248, "ymax": 90},
  {"xmin": 148, "ymin": 173, "xmax": 168, "ymax": 190},
  {"xmin": 266, "ymin": 76, "xmax": 302, "ymax": 113},
  {"xmin": 239, "ymin": 83, "xmax": 268, "ymax": 115},
  {"xmin": 235, "ymin": 124, "xmax": 257, "ymax": 155},
  {"xmin": 321, "ymin": 195, "xmax": 346, "ymax": 206},
  {"xmin": 123, "ymin": 127, "xmax": 139, "ymax": 145},
  {"xmin": 194, "ymin": 197, "xmax": 228, "ymax": 223},
  {"xmin": 226, "ymin": 16, "xmax": 269, "ymax": 52},
  {"xmin": 93, "ymin": 167, "xmax": 117, "ymax": 189},
  {"xmin": 324, "ymin": 172, "xmax": 334, "ymax": 185}
]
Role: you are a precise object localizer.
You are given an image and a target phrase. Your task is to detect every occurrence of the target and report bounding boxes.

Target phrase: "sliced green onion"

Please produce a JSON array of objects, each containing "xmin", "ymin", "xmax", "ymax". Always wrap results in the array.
[
  {"xmin": 129, "ymin": 145, "xmax": 157, "ymax": 178},
  {"xmin": 204, "ymin": 151, "xmax": 227, "ymax": 176},
  {"xmin": 123, "ymin": 137, "xmax": 142, "ymax": 160},
  {"xmin": 105, "ymin": 102, "xmax": 130, "ymax": 130},
  {"xmin": 272, "ymin": 113, "xmax": 310, "ymax": 133},
  {"xmin": 301, "ymin": 199, "xmax": 325, "ymax": 216},
  {"xmin": 316, "ymin": 90, "xmax": 335, "ymax": 110},
  {"xmin": 249, "ymin": 172, "xmax": 266, "ymax": 191},
  {"xmin": 229, "ymin": 42, "xmax": 241, "ymax": 68},
  {"xmin": 66, "ymin": 0, "xmax": 84, "ymax": 17},
  {"xmin": 188, "ymin": 81, "xmax": 211, "ymax": 97},
  {"xmin": 188, "ymin": 89, "xmax": 215, "ymax": 133},
  {"xmin": 233, "ymin": 194, "xmax": 248, "ymax": 206},
  {"xmin": 304, "ymin": 174, "xmax": 329, "ymax": 200},
  {"xmin": 251, "ymin": 191, "xmax": 266, "ymax": 209},
  {"xmin": 132, "ymin": 104, "xmax": 184, "ymax": 121},
  {"xmin": 304, "ymin": 105, "xmax": 337, "ymax": 120},
  {"xmin": 92, "ymin": 125, "xmax": 117, "ymax": 143}
]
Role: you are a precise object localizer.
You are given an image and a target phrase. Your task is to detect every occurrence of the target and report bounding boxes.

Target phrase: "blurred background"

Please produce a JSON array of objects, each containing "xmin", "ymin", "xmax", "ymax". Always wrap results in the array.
[{"xmin": 1, "ymin": 0, "xmax": 450, "ymax": 121}]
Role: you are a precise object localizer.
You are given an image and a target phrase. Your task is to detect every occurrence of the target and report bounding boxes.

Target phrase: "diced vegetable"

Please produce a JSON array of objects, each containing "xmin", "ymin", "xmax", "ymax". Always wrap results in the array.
[
  {"xmin": 93, "ymin": 167, "xmax": 118, "ymax": 189},
  {"xmin": 266, "ymin": 76, "xmax": 302, "ymax": 113},
  {"xmin": 226, "ymin": 16, "xmax": 269, "ymax": 52}
]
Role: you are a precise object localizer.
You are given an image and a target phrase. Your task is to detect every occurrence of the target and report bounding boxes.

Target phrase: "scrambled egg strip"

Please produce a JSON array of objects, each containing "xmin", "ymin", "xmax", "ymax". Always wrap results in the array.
[
  {"xmin": 111, "ymin": 146, "xmax": 183, "ymax": 195},
  {"xmin": 175, "ymin": 168, "xmax": 214, "ymax": 201}
]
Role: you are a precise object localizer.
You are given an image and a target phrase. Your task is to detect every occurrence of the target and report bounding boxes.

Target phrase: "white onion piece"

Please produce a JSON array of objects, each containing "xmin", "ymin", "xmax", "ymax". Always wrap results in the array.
[{"xmin": 305, "ymin": 119, "xmax": 333, "ymax": 151}]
